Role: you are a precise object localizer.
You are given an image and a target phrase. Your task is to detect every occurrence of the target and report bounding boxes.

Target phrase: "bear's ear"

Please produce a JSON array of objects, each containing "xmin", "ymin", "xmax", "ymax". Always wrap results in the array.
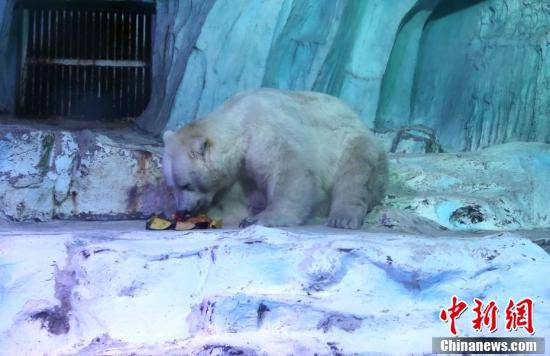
[
  {"xmin": 162, "ymin": 130, "xmax": 174, "ymax": 143},
  {"xmin": 189, "ymin": 137, "xmax": 211, "ymax": 160}
]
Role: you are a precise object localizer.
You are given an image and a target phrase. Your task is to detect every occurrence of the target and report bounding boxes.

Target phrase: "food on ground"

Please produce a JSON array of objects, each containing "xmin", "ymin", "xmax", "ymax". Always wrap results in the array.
[
  {"xmin": 175, "ymin": 221, "xmax": 196, "ymax": 231},
  {"xmin": 146, "ymin": 213, "xmax": 223, "ymax": 231},
  {"xmin": 209, "ymin": 219, "xmax": 223, "ymax": 229},
  {"xmin": 146, "ymin": 216, "xmax": 173, "ymax": 230}
]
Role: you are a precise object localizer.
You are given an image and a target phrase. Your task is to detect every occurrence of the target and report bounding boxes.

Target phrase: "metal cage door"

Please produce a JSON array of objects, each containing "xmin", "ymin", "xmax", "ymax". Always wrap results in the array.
[{"xmin": 17, "ymin": 0, "xmax": 154, "ymax": 121}]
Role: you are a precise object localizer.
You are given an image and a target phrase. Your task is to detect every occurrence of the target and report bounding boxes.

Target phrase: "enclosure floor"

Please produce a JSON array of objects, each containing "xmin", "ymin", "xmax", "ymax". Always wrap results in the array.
[{"xmin": 0, "ymin": 221, "xmax": 548, "ymax": 355}]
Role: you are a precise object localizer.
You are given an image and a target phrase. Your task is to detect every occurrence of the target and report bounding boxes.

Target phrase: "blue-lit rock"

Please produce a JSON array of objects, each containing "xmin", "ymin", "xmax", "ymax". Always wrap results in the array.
[
  {"xmin": 0, "ymin": 223, "xmax": 548, "ymax": 354},
  {"xmin": 0, "ymin": 0, "xmax": 16, "ymax": 113},
  {"xmin": 162, "ymin": 0, "xmax": 549, "ymax": 151},
  {"xmin": 165, "ymin": 0, "xmax": 420, "ymax": 131},
  {"xmin": 409, "ymin": 0, "xmax": 550, "ymax": 150},
  {"xmin": 0, "ymin": 0, "xmax": 547, "ymax": 151}
]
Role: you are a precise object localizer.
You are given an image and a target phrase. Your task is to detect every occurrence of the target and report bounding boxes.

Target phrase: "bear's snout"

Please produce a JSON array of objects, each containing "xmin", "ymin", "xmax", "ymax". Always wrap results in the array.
[{"xmin": 173, "ymin": 189, "xmax": 212, "ymax": 215}]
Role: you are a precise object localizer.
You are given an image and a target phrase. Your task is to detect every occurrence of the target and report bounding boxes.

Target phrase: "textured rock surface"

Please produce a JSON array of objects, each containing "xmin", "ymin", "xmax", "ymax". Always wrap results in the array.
[
  {"xmin": 0, "ymin": 123, "xmax": 172, "ymax": 221},
  {"xmin": 0, "ymin": 0, "xmax": 547, "ymax": 150},
  {"xmin": 0, "ymin": 0, "xmax": 17, "ymax": 113},
  {"xmin": 0, "ymin": 223, "xmax": 548, "ymax": 355},
  {"xmin": 164, "ymin": 0, "xmax": 420, "ymax": 132},
  {"xmin": 409, "ymin": 0, "xmax": 550, "ymax": 151},
  {"xmin": 385, "ymin": 142, "xmax": 550, "ymax": 230},
  {"xmin": 136, "ymin": 0, "xmax": 216, "ymax": 133},
  {"xmin": 161, "ymin": 0, "xmax": 550, "ymax": 152},
  {"xmin": 2, "ymin": 120, "xmax": 548, "ymax": 233},
  {"xmin": 389, "ymin": 125, "xmax": 443, "ymax": 154}
]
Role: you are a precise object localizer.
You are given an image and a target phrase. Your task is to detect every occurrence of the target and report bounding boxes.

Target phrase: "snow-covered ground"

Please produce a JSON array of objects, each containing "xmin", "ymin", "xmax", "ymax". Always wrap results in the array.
[{"xmin": 0, "ymin": 221, "xmax": 548, "ymax": 355}]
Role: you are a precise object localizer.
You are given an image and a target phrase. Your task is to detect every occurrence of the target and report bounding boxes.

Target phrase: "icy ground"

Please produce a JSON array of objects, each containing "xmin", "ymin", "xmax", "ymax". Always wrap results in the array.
[{"xmin": 0, "ymin": 221, "xmax": 548, "ymax": 355}]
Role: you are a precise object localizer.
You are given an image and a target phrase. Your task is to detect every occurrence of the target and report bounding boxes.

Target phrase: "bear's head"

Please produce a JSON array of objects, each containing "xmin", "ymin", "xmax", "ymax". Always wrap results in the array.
[{"xmin": 162, "ymin": 127, "xmax": 237, "ymax": 215}]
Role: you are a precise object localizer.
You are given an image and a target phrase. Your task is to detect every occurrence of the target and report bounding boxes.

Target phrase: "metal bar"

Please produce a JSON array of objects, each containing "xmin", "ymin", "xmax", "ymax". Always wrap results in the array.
[
  {"xmin": 111, "ymin": 12, "xmax": 118, "ymax": 59},
  {"xmin": 68, "ymin": 9, "xmax": 73, "ymax": 115},
  {"xmin": 57, "ymin": 63, "xmax": 62, "ymax": 116},
  {"xmin": 26, "ymin": 58, "xmax": 148, "ymax": 67},
  {"xmin": 120, "ymin": 13, "xmax": 125, "ymax": 60},
  {"xmin": 105, "ymin": 12, "xmax": 110, "ymax": 60},
  {"xmin": 140, "ymin": 14, "xmax": 149, "ymax": 110},
  {"xmin": 132, "ymin": 13, "xmax": 138, "ymax": 117},
  {"xmin": 134, "ymin": 13, "xmax": 138, "ymax": 62},
  {"xmin": 75, "ymin": 10, "xmax": 80, "ymax": 59},
  {"xmin": 19, "ymin": 2, "xmax": 153, "ymax": 120},
  {"xmin": 51, "ymin": 10, "xmax": 58, "ymax": 116},
  {"xmin": 136, "ymin": 12, "xmax": 142, "ymax": 61},
  {"xmin": 98, "ymin": 11, "xmax": 103, "ymax": 59},
  {"xmin": 143, "ymin": 13, "xmax": 147, "ymax": 62},
  {"xmin": 21, "ymin": 1, "xmax": 156, "ymax": 14},
  {"xmin": 82, "ymin": 9, "xmax": 87, "ymax": 59},
  {"xmin": 92, "ymin": 11, "xmax": 97, "ymax": 60},
  {"xmin": 128, "ymin": 11, "xmax": 132, "ymax": 60},
  {"xmin": 109, "ymin": 68, "xmax": 114, "ymax": 119},
  {"xmin": 44, "ymin": 9, "xmax": 51, "ymax": 115},
  {"xmin": 82, "ymin": 66, "xmax": 87, "ymax": 117},
  {"xmin": 120, "ymin": 66, "xmax": 126, "ymax": 117},
  {"xmin": 37, "ymin": 9, "xmax": 44, "ymax": 115}
]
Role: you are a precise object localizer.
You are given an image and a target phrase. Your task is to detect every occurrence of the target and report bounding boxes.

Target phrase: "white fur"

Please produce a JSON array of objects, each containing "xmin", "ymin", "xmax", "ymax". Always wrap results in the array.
[{"xmin": 163, "ymin": 89, "xmax": 388, "ymax": 229}]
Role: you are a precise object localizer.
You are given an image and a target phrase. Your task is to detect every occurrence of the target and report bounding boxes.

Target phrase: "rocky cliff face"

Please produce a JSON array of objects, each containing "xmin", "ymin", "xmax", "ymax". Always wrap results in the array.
[
  {"xmin": 0, "ymin": 0, "xmax": 17, "ymax": 114},
  {"xmin": 0, "ymin": 0, "xmax": 548, "ymax": 151},
  {"xmin": 156, "ymin": 0, "xmax": 549, "ymax": 152},
  {"xmin": 408, "ymin": 0, "xmax": 550, "ymax": 150},
  {"xmin": 161, "ymin": 0, "xmax": 421, "ymax": 133}
]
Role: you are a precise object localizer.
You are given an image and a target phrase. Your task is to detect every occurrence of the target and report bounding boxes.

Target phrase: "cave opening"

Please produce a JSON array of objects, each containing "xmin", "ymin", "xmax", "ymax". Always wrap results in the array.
[
  {"xmin": 376, "ymin": 0, "xmax": 485, "ymax": 135},
  {"xmin": 15, "ymin": 0, "xmax": 155, "ymax": 123}
]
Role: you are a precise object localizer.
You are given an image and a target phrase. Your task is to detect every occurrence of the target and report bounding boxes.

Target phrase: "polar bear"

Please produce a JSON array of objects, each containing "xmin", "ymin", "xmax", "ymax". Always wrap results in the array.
[{"xmin": 162, "ymin": 89, "xmax": 388, "ymax": 229}]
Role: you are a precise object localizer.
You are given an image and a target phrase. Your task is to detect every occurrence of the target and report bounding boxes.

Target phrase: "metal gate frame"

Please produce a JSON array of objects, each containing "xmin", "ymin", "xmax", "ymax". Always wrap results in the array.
[{"xmin": 16, "ymin": 0, "xmax": 155, "ymax": 121}]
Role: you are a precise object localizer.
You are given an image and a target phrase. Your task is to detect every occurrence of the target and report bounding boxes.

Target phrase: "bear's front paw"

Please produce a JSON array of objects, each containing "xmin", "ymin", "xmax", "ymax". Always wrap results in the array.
[
  {"xmin": 326, "ymin": 211, "xmax": 364, "ymax": 229},
  {"xmin": 239, "ymin": 217, "xmax": 258, "ymax": 228},
  {"xmin": 257, "ymin": 211, "xmax": 303, "ymax": 227},
  {"xmin": 240, "ymin": 211, "xmax": 303, "ymax": 228}
]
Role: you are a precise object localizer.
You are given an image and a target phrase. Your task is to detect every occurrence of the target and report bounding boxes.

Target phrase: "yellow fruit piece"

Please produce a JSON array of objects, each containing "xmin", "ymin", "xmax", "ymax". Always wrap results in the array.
[
  {"xmin": 175, "ymin": 221, "xmax": 196, "ymax": 231},
  {"xmin": 146, "ymin": 216, "xmax": 173, "ymax": 230},
  {"xmin": 209, "ymin": 219, "xmax": 223, "ymax": 229}
]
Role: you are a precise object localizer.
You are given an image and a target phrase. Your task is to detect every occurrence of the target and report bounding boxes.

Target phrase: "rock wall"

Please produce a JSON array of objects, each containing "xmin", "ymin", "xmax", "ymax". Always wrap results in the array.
[
  {"xmin": 408, "ymin": 0, "xmax": 550, "ymax": 150},
  {"xmin": 0, "ymin": 0, "xmax": 17, "ymax": 114},
  {"xmin": 0, "ymin": 124, "xmax": 172, "ymax": 221},
  {"xmin": 162, "ymin": 0, "xmax": 421, "ymax": 132},
  {"xmin": 136, "ymin": 0, "xmax": 216, "ymax": 133},
  {"xmin": 2, "ymin": 122, "xmax": 548, "ymax": 231},
  {"xmin": 0, "ymin": 0, "xmax": 548, "ymax": 150},
  {"xmin": 158, "ymin": 0, "xmax": 549, "ymax": 152},
  {"xmin": 384, "ymin": 142, "xmax": 550, "ymax": 231}
]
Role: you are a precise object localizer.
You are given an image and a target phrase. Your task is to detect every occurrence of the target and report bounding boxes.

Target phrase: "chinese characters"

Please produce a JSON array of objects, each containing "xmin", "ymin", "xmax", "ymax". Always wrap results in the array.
[{"xmin": 440, "ymin": 296, "xmax": 535, "ymax": 336}]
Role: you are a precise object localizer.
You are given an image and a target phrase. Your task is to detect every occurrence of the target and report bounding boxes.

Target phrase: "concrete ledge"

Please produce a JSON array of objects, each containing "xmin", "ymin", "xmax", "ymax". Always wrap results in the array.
[
  {"xmin": 0, "ymin": 122, "xmax": 173, "ymax": 221},
  {"xmin": 0, "ymin": 222, "xmax": 548, "ymax": 354},
  {"xmin": 1, "ymin": 121, "xmax": 549, "ymax": 231}
]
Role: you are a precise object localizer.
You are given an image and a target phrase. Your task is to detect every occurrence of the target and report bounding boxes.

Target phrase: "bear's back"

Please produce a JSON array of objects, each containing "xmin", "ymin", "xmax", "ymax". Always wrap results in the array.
[
  {"xmin": 223, "ymin": 88, "xmax": 368, "ymax": 134},
  {"xmin": 217, "ymin": 89, "xmax": 376, "ymax": 184}
]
